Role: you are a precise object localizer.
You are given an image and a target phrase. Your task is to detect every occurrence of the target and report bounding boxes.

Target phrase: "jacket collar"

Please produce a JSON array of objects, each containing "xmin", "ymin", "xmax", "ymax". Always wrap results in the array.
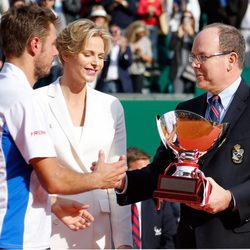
[{"xmin": 47, "ymin": 79, "xmax": 89, "ymax": 172}]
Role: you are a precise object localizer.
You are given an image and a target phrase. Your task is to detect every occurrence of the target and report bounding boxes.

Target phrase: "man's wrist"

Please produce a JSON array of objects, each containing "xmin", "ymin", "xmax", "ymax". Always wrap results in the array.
[
  {"xmin": 90, "ymin": 172, "xmax": 103, "ymax": 189},
  {"xmin": 115, "ymin": 174, "xmax": 128, "ymax": 194}
]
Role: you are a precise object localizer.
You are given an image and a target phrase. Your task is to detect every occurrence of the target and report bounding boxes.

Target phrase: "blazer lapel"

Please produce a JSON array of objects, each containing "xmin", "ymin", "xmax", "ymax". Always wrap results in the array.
[
  {"xmin": 79, "ymin": 85, "xmax": 92, "ymax": 146},
  {"xmin": 47, "ymin": 81, "xmax": 88, "ymax": 172},
  {"xmin": 193, "ymin": 94, "xmax": 208, "ymax": 117},
  {"xmin": 177, "ymin": 93, "xmax": 208, "ymax": 118}
]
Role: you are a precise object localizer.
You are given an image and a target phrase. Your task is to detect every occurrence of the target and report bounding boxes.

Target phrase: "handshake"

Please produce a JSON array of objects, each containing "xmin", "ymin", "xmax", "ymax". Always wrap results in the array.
[
  {"xmin": 51, "ymin": 150, "xmax": 127, "ymax": 232},
  {"xmin": 91, "ymin": 150, "xmax": 127, "ymax": 190}
]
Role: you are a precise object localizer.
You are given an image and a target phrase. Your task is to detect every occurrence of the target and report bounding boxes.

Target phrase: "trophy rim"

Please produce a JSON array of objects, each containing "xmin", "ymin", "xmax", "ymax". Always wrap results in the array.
[{"xmin": 156, "ymin": 110, "xmax": 230, "ymax": 157}]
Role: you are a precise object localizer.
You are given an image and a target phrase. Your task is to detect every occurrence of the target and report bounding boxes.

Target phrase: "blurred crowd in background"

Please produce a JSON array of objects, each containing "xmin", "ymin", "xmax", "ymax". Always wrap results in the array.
[{"xmin": 1, "ymin": 0, "xmax": 250, "ymax": 94}]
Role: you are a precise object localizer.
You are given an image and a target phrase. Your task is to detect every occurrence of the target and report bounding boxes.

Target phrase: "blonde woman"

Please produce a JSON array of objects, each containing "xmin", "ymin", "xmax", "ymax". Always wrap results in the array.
[
  {"xmin": 35, "ymin": 19, "xmax": 132, "ymax": 249},
  {"xmin": 126, "ymin": 20, "xmax": 153, "ymax": 93}
]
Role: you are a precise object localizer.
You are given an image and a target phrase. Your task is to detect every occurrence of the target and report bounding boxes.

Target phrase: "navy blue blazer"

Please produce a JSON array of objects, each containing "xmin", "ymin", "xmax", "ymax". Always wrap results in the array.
[
  {"xmin": 102, "ymin": 0, "xmax": 137, "ymax": 29},
  {"xmin": 118, "ymin": 81, "xmax": 250, "ymax": 248},
  {"xmin": 96, "ymin": 45, "xmax": 133, "ymax": 93},
  {"xmin": 140, "ymin": 199, "xmax": 179, "ymax": 249}
]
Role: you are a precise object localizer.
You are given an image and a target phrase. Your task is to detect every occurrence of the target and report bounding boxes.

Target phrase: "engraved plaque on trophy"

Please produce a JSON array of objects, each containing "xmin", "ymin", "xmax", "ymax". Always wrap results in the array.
[{"xmin": 153, "ymin": 110, "xmax": 229, "ymax": 207}]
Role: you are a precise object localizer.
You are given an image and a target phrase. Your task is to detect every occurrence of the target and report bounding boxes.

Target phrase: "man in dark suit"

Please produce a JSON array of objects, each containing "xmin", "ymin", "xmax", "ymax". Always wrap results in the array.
[
  {"xmin": 127, "ymin": 147, "xmax": 179, "ymax": 249},
  {"xmin": 102, "ymin": 0, "xmax": 137, "ymax": 31},
  {"xmin": 117, "ymin": 23, "xmax": 250, "ymax": 248},
  {"xmin": 96, "ymin": 24, "xmax": 133, "ymax": 93},
  {"xmin": 199, "ymin": 0, "xmax": 248, "ymax": 28}
]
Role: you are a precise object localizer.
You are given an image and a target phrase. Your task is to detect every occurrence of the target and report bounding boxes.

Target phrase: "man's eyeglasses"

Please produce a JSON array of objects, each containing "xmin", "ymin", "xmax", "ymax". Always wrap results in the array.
[{"xmin": 189, "ymin": 51, "xmax": 233, "ymax": 64}]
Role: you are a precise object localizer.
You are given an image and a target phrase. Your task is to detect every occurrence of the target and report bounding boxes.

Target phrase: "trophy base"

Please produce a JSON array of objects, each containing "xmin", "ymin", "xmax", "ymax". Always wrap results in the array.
[{"xmin": 153, "ymin": 174, "xmax": 203, "ymax": 204}]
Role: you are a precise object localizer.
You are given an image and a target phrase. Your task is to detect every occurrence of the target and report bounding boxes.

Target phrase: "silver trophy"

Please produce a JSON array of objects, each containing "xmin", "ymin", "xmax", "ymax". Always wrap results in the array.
[{"xmin": 153, "ymin": 110, "xmax": 229, "ymax": 208}]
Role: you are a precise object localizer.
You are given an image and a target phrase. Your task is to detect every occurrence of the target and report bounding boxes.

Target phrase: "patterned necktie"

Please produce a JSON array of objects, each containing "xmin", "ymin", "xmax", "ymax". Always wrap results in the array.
[
  {"xmin": 209, "ymin": 95, "xmax": 221, "ymax": 123},
  {"xmin": 131, "ymin": 203, "xmax": 141, "ymax": 249}
]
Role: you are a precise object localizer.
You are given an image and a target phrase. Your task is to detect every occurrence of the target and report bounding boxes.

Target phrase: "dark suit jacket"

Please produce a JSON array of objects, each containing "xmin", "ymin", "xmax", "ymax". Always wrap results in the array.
[
  {"xmin": 96, "ymin": 45, "xmax": 133, "ymax": 93},
  {"xmin": 118, "ymin": 81, "xmax": 250, "ymax": 248},
  {"xmin": 102, "ymin": 0, "xmax": 137, "ymax": 29},
  {"xmin": 200, "ymin": 0, "xmax": 248, "ymax": 28},
  {"xmin": 140, "ymin": 199, "xmax": 179, "ymax": 249}
]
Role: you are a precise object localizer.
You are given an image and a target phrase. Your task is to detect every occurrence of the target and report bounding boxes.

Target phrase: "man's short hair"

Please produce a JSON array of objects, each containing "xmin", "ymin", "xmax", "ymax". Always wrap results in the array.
[{"xmin": 0, "ymin": 3, "xmax": 59, "ymax": 58}]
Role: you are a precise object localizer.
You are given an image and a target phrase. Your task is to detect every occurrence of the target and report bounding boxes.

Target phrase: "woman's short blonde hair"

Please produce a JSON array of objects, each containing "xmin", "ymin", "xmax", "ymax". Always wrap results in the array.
[
  {"xmin": 57, "ymin": 19, "xmax": 111, "ymax": 64},
  {"xmin": 125, "ymin": 20, "xmax": 148, "ymax": 43}
]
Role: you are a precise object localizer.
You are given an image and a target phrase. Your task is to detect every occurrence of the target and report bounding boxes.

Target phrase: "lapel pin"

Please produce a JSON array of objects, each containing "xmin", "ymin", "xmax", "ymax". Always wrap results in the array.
[
  {"xmin": 232, "ymin": 144, "xmax": 244, "ymax": 164},
  {"xmin": 154, "ymin": 226, "xmax": 162, "ymax": 236}
]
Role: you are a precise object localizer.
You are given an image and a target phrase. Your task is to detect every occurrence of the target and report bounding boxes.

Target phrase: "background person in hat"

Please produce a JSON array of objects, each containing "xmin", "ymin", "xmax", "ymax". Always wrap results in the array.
[
  {"xmin": 90, "ymin": 5, "xmax": 110, "ymax": 30},
  {"xmin": 88, "ymin": 5, "xmax": 111, "ymax": 88}
]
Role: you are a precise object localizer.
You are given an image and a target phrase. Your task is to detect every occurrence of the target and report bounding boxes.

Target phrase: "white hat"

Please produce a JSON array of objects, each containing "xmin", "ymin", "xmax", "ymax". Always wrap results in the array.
[{"xmin": 90, "ymin": 8, "xmax": 108, "ymax": 18}]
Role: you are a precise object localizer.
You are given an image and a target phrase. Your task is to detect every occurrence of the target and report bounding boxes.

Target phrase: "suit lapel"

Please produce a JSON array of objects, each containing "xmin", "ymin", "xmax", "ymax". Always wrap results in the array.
[
  {"xmin": 192, "ymin": 94, "xmax": 208, "ymax": 117},
  {"xmin": 47, "ymin": 81, "xmax": 88, "ymax": 172},
  {"xmin": 177, "ymin": 93, "xmax": 208, "ymax": 118},
  {"xmin": 79, "ymin": 85, "xmax": 92, "ymax": 146}
]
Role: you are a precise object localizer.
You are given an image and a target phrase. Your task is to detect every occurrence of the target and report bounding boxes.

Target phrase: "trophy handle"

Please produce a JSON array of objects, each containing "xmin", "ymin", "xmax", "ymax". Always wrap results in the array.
[{"xmin": 164, "ymin": 161, "xmax": 176, "ymax": 175}]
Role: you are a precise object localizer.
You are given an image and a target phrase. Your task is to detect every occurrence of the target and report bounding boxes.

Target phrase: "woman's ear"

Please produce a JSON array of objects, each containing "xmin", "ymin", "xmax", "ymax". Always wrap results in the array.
[{"xmin": 61, "ymin": 51, "xmax": 70, "ymax": 62}]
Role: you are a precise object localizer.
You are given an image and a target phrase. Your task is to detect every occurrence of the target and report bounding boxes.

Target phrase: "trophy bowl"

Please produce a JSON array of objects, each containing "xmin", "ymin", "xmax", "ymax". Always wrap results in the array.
[{"xmin": 153, "ymin": 110, "xmax": 229, "ymax": 207}]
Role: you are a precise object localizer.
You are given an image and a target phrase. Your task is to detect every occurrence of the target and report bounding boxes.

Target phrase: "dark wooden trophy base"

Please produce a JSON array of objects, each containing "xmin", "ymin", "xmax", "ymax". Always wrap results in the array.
[{"xmin": 153, "ymin": 174, "xmax": 204, "ymax": 204}]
